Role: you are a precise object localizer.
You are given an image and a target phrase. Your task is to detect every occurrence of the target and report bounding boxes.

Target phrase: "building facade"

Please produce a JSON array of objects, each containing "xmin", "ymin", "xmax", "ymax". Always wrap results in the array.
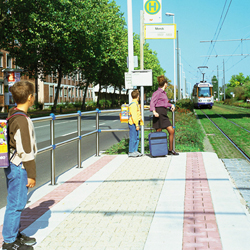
[{"xmin": 0, "ymin": 50, "xmax": 127, "ymax": 110}]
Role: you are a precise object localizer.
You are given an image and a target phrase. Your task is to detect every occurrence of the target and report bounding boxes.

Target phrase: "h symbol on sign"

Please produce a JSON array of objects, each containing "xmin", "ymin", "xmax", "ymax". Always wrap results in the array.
[{"xmin": 149, "ymin": 1, "xmax": 157, "ymax": 12}]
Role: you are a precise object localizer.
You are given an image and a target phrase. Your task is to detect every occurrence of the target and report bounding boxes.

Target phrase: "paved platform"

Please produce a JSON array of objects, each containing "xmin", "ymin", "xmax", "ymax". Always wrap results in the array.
[{"xmin": 1, "ymin": 152, "xmax": 250, "ymax": 250}]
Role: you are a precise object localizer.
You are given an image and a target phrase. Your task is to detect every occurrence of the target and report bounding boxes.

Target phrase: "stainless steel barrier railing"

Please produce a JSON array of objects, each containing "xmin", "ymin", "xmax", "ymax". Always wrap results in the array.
[{"xmin": 32, "ymin": 108, "xmax": 175, "ymax": 185}]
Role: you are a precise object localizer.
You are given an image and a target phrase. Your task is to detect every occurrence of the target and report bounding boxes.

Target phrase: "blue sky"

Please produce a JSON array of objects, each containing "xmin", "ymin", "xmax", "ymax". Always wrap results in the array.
[{"xmin": 114, "ymin": 0, "xmax": 250, "ymax": 95}]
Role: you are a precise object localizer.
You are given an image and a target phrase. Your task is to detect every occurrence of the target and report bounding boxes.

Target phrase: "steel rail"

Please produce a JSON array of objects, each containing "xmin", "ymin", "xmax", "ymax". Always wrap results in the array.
[{"xmin": 200, "ymin": 110, "xmax": 250, "ymax": 162}]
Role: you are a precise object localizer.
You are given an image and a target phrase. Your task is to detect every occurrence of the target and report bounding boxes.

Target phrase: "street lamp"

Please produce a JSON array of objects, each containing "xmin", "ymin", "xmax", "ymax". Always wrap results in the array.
[{"xmin": 165, "ymin": 12, "xmax": 176, "ymax": 103}]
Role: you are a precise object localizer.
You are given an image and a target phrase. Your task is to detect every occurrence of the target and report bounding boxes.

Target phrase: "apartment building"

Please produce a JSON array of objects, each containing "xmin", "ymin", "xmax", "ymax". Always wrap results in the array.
[
  {"xmin": 0, "ymin": 50, "xmax": 95, "ymax": 109},
  {"xmin": 0, "ymin": 50, "xmax": 127, "ymax": 110}
]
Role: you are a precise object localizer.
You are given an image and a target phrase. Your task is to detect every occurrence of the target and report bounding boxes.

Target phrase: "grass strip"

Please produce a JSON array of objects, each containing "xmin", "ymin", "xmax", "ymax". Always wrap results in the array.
[
  {"xmin": 195, "ymin": 109, "xmax": 245, "ymax": 159},
  {"xmin": 105, "ymin": 110, "xmax": 205, "ymax": 155}
]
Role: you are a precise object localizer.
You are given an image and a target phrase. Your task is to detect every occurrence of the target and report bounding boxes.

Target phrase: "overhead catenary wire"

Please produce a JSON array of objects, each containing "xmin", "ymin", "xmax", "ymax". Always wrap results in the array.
[{"xmin": 203, "ymin": 0, "xmax": 233, "ymax": 66}]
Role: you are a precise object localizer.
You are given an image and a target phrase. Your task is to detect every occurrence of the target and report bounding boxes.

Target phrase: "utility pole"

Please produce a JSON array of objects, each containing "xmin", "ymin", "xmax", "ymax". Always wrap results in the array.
[
  {"xmin": 217, "ymin": 65, "xmax": 219, "ymax": 101},
  {"xmin": 127, "ymin": 0, "xmax": 134, "ymax": 103},
  {"xmin": 223, "ymin": 59, "xmax": 226, "ymax": 100},
  {"xmin": 176, "ymin": 31, "xmax": 180, "ymax": 100}
]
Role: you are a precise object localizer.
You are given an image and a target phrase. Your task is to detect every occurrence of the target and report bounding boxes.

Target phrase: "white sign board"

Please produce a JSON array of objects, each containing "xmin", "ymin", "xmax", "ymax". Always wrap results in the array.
[
  {"xmin": 131, "ymin": 70, "xmax": 153, "ymax": 86},
  {"xmin": 144, "ymin": 0, "xmax": 162, "ymax": 23},
  {"xmin": 145, "ymin": 24, "xmax": 176, "ymax": 39},
  {"xmin": 125, "ymin": 72, "xmax": 133, "ymax": 90}
]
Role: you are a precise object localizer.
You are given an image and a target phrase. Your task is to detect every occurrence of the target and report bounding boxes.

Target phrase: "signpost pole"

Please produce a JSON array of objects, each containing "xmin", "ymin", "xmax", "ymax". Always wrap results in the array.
[
  {"xmin": 140, "ymin": 10, "xmax": 145, "ymax": 155},
  {"xmin": 127, "ymin": 0, "xmax": 134, "ymax": 103}
]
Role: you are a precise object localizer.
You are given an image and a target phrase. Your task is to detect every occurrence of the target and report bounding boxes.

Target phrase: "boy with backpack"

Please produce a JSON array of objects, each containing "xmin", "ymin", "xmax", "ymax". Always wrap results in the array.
[
  {"xmin": 2, "ymin": 81, "xmax": 37, "ymax": 250},
  {"xmin": 128, "ymin": 90, "xmax": 144, "ymax": 157}
]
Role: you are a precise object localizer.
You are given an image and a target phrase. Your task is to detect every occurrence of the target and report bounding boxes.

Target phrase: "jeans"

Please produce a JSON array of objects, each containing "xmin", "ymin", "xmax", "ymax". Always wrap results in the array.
[
  {"xmin": 2, "ymin": 162, "xmax": 28, "ymax": 243},
  {"xmin": 128, "ymin": 124, "xmax": 139, "ymax": 153}
]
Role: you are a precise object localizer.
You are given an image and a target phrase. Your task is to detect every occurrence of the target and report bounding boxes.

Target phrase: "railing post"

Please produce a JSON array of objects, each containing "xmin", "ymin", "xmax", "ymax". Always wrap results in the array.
[
  {"xmin": 50, "ymin": 113, "xmax": 56, "ymax": 185},
  {"xmin": 96, "ymin": 109, "xmax": 100, "ymax": 156},
  {"xmin": 172, "ymin": 110, "xmax": 175, "ymax": 151},
  {"xmin": 77, "ymin": 111, "xmax": 82, "ymax": 168}
]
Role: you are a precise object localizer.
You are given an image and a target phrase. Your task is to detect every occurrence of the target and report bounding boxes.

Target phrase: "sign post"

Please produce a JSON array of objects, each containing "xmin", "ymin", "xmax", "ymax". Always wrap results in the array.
[
  {"xmin": 145, "ymin": 24, "xmax": 176, "ymax": 39},
  {"xmin": 127, "ymin": 0, "xmax": 134, "ymax": 103},
  {"xmin": 144, "ymin": 0, "xmax": 162, "ymax": 23}
]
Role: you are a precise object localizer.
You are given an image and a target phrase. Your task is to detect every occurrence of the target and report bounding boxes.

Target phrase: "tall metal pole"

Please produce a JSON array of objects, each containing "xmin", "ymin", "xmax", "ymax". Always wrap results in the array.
[
  {"xmin": 140, "ymin": 10, "xmax": 145, "ymax": 155},
  {"xmin": 77, "ymin": 111, "xmax": 82, "ymax": 168},
  {"xmin": 173, "ymin": 16, "xmax": 176, "ymax": 103},
  {"xmin": 50, "ymin": 114, "xmax": 55, "ymax": 185},
  {"xmin": 165, "ymin": 13, "xmax": 176, "ymax": 103},
  {"xmin": 223, "ymin": 59, "xmax": 226, "ymax": 100},
  {"xmin": 217, "ymin": 65, "xmax": 219, "ymax": 101},
  {"xmin": 176, "ymin": 31, "xmax": 180, "ymax": 100},
  {"xmin": 96, "ymin": 109, "xmax": 100, "ymax": 156},
  {"xmin": 127, "ymin": 0, "xmax": 134, "ymax": 103}
]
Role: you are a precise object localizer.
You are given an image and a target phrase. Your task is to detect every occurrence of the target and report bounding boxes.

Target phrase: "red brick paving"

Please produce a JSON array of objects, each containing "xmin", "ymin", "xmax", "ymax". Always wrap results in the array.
[
  {"xmin": 0, "ymin": 155, "xmax": 116, "ymax": 246},
  {"xmin": 182, "ymin": 152, "xmax": 222, "ymax": 250}
]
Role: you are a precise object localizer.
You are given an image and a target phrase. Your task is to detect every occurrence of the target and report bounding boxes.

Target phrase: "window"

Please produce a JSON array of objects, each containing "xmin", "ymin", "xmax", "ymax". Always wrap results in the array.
[
  {"xmin": 0, "ymin": 53, "xmax": 3, "ymax": 68},
  {"xmin": 49, "ymin": 86, "xmax": 54, "ymax": 97},
  {"xmin": 64, "ymin": 88, "xmax": 67, "ymax": 97},
  {"xmin": 6, "ymin": 54, "xmax": 12, "ymax": 68},
  {"xmin": 0, "ymin": 82, "xmax": 3, "ymax": 94},
  {"xmin": 55, "ymin": 87, "xmax": 62, "ymax": 98},
  {"xmin": 198, "ymin": 87, "xmax": 210, "ymax": 97}
]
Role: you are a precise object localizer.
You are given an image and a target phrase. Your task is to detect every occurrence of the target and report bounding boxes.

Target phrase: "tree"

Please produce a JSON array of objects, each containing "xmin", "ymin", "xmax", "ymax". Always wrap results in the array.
[
  {"xmin": 243, "ymin": 81, "xmax": 250, "ymax": 100},
  {"xmin": 133, "ymin": 34, "xmax": 166, "ymax": 99},
  {"xmin": 228, "ymin": 73, "xmax": 250, "ymax": 88},
  {"xmin": 76, "ymin": 0, "xmax": 127, "ymax": 109},
  {"xmin": 211, "ymin": 75, "xmax": 218, "ymax": 99}
]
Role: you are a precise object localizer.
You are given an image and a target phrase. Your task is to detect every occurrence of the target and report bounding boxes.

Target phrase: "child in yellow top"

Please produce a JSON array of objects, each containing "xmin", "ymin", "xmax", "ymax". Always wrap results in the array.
[{"xmin": 128, "ymin": 90, "xmax": 144, "ymax": 157}]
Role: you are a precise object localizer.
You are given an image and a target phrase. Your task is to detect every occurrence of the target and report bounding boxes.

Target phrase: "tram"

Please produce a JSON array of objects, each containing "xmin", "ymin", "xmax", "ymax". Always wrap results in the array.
[{"xmin": 192, "ymin": 81, "xmax": 214, "ymax": 109}]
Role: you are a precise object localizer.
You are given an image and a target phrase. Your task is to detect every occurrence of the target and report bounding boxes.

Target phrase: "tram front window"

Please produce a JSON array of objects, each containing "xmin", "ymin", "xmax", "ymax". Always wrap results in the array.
[{"xmin": 198, "ymin": 87, "xmax": 210, "ymax": 97}]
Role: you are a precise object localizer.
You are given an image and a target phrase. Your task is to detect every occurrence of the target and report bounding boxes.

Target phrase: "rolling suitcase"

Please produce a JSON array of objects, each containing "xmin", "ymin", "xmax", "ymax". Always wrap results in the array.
[{"xmin": 148, "ymin": 132, "xmax": 168, "ymax": 157}]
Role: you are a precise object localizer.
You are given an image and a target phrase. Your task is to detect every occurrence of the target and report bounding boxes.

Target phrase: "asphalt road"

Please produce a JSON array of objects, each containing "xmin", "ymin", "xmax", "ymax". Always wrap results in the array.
[{"xmin": 0, "ymin": 110, "xmax": 151, "ymax": 209}]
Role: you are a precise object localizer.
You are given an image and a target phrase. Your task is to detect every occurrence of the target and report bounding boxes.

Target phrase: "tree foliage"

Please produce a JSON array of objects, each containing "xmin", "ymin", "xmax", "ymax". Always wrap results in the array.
[
  {"xmin": 0, "ymin": 0, "xmax": 166, "ymax": 109},
  {"xmin": 226, "ymin": 73, "xmax": 250, "ymax": 101},
  {"xmin": 133, "ymin": 34, "xmax": 166, "ymax": 98},
  {"xmin": 228, "ymin": 73, "xmax": 250, "ymax": 88},
  {"xmin": 211, "ymin": 75, "xmax": 218, "ymax": 99}
]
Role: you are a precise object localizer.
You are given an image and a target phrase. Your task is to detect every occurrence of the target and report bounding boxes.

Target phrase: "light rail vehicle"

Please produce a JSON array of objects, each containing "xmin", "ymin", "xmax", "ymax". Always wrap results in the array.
[{"xmin": 192, "ymin": 81, "xmax": 214, "ymax": 109}]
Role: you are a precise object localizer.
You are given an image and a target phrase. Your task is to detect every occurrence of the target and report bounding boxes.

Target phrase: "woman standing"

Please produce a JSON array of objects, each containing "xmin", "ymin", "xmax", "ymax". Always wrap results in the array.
[{"xmin": 150, "ymin": 75, "xmax": 179, "ymax": 155}]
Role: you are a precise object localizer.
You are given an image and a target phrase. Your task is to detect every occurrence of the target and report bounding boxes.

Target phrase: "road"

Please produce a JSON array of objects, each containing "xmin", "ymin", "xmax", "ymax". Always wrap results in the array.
[{"xmin": 0, "ymin": 110, "xmax": 151, "ymax": 209}]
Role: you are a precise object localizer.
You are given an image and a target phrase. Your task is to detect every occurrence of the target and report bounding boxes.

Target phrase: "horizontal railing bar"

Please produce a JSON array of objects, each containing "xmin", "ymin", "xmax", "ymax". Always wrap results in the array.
[
  {"xmin": 81, "ymin": 110, "xmax": 98, "ymax": 115},
  {"xmin": 56, "ymin": 137, "xmax": 79, "ymax": 148},
  {"xmin": 81, "ymin": 130, "xmax": 97, "ymax": 138},
  {"xmin": 145, "ymin": 128, "xmax": 154, "ymax": 131},
  {"xmin": 37, "ymin": 145, "xmax": 53, "ymax": 154},
  {"xmin": 100, "ymin": 127, "xmax": 154, "ymax": 133},
  {"xmin": 54, "ymin": 113, "xmax": 79, "ymax": 119},
  {"xmin": 32, "ymin": 116, "xmax": 52, "ymax": 123},
  {"xmin": 101, "ymin": 128, "xmax": 129, "ymax": 132},
  {"xmin": 100, "ymin": 109, "xmax": 120, "ymax": 113}
]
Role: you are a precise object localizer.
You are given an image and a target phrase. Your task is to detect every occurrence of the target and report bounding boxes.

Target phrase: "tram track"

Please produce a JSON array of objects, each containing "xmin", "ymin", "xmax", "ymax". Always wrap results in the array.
[
  {"xmin": 200, "ymin": 109, "xmax": 250, "ymax": 163},
  {"xmin": 212, "ymin": 112, "xmax": 250, "ymax": 133}
]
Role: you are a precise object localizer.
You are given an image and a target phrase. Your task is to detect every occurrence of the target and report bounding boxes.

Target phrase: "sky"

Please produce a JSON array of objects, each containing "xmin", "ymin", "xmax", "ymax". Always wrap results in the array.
[{"xmin": 114, "ymin": 0, "xmax": 250, "ymax": 96}]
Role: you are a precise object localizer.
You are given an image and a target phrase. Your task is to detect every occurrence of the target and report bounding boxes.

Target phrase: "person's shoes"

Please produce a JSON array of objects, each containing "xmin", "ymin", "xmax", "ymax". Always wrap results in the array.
[
  {"xmin": 17, "ymin": 232, "xmax": 36, "ymax": 246},
  {"xmin": 2, "ymin": 239, "xmax": 34, "ymax": 250},
  {"xmin": 136, "ymin": 151, "xmax": 143, "ymax": 156},
  {"xmin": 168, "ymin": 150, "xmax": 179, "ymax": 155},
  {"xmin": 128, "ymin": 152, "xmax": 139, "ymax": 157}
]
